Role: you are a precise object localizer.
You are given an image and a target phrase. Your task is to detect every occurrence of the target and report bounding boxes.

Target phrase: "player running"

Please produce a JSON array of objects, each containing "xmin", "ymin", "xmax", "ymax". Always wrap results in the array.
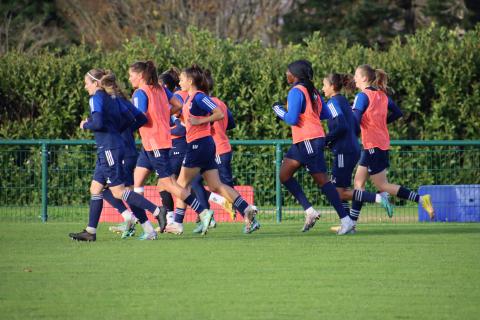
[
  {"xmin": 164, "ymin": 64, "xmax": 259, "ymax": 235},
  {"xmin": 345, "ymin": 64, "xmax": 435, "ymax": 234}
]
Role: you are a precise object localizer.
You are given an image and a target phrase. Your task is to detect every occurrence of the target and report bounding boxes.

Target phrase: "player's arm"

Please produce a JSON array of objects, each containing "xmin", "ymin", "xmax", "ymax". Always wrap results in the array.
[
  {"xmin": 272, "ymin": 88, "xmax": 304, "ymax": 126},
  {"xmin": 319, "ymin": 95, "xmax": 330, "ymax": 120},
  {"xmin": 387, "ymin": 97, "xmax": 403, "ymax": 124},
  {"xmin": 133, "ymin": 89, "xmax": 148, "ymax": 113},
  {"xmin": 226, "ymin": 108, "xmax": 236, "ymax": 130},
  {"xmin": 325, "ymin": 100, "xmax": 347, "ymax": 146},
  {"xmin": 82, "ymin": 95, "xmax": 104, "ymax": 131},
  {"xmin": 122, "ymin": 99, "xmax": 147, "ymax": 131},
  {"xmin": 166, "ymin": 88, "xmax": 183, "ymax": 115},
  {"xmin": 352, "ymin": 92, "xmax": 369, "ymax": 135},
  {"xmin": 170, "ymin": 115, "xmax": 186, "ymax": 136},
  {"xmin": 189, "ymin": 94, "xmax": 224, "ymax": 125}
]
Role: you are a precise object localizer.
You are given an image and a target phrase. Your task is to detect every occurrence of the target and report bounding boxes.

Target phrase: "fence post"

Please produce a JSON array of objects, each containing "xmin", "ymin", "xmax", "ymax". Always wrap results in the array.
[
  {"xmin": 41, "ymin": 142, "xmax": 48, "ymax": 222},
  {"xmin": 275, "ymin": 142, "xmax": 282, "ymax": 223}
]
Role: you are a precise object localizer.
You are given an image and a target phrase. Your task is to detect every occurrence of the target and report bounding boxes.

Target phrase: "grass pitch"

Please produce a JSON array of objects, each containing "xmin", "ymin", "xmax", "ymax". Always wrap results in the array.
[{"xmin": 1, "ymin": 222, "xmax": 479, "ymax": 319}]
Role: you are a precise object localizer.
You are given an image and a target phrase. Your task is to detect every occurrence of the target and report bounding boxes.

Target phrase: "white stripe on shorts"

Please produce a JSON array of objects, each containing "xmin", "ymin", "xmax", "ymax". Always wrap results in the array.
[
  {"xmin": 338, "ymin": 154, "xmax": 344, "ymax": 168},
  {"xmin": 304, "ymin": 140, "xmax": 313, "ymax": 154},
  {"xmin": 105, "ymin": 150, "xmax": 114, "ymax": 166}
]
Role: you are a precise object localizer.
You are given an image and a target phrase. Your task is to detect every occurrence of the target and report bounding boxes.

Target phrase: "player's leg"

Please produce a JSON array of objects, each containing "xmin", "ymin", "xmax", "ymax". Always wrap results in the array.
[
  {"xmin": 281, "ymin": 143, "xmax": 320, "ymax": 231},
  {"xmin": 213, "ymin": 152, "xmax": 236, "ymax": 221},
  {"xmin": 106, "ymin": 155, "xmax": 138, "ymax": 234},
  {"xmin": 164, "ymin": 165, "xmax": 203, "ymax": 235},
  {"xmin": 370, "ymin": 170, "xmax": 434, "ymax": 219},
  {"xmin": 69, "ymin": 179, "xmax": 105, "ymax": 242},
  {"xmin": 202, "ymin": 168, "xmax": 259, "ymax": 234},
  {"xmin": 69, "ymin": 155, "xmax": 107, "ymax": 241}
]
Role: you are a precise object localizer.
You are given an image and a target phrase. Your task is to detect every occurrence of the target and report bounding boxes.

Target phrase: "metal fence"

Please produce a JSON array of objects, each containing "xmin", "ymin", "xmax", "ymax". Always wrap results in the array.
[{"xmin": 1, "ymin": 139, "xmax": 479, "ymax": 224}]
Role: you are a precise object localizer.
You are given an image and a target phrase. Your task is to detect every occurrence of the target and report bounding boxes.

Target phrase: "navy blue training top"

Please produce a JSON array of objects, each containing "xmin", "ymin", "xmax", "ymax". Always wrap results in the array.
[
  {"xmin": 115, "ymin": 96, "xmax": 146, "ymax": 157},
  {"xmin": 83, "ymin": 90, "xmax": 126, "ymax": 152},
  {"xmin": 272, "ymin": 82, "xmax": 330, "ymax": 125},
  {"xmin": 188, "ymin": 92, "xmax": 217, "ymax": 116},
  {"xmin": 326, "ymin": 94, "xmax": 360, "ymax": 155}
]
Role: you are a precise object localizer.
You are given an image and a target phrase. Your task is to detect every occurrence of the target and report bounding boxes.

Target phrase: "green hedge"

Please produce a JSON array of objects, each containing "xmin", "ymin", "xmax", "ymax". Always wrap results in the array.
[
  {"xmin": 1, "ymin": 26, "xmax": 479, "ymax": 207},
  {"xmin": 1, "ymin": 25, "xmax": 479, "ymax": 141}
]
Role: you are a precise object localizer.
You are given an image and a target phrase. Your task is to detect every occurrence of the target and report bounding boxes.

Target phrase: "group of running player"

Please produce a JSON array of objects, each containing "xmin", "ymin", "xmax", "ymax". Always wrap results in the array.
[{"xmin": 69, "ymin": 59, "xmax": 435, "ymax": 241}]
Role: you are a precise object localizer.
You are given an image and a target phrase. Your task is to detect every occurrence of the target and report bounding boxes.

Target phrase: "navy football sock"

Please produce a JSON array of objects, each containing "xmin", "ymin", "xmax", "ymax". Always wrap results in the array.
[
  {"xmin": 174, "ymin": 208, "xmax": 186, "ymax": 223},
  {"xmin": 191, "ymin": 177, "xmax": 210, "ymax": 210},
  {"xmin": 129, "ymin": 204, "xmax": 148, "ymax": 224},
  {"xmin": 122, "ymin": 189, "xmax": 158, "ymax": 214},
  {"xmin": 102, "ymin": 188, "xmax": 128, "ymax": 214},
  {"xmin": 159, "ymin": 191, "xmax": 174, "ymax": 212},
  {"xmin": 350, "ymin": 200, "xmax": 363, "ymax": 221},
  {"xmin": 321, "ymin": 182, "xmax": 348, "ymax": 219},
  {"xmin": 342, "ymin": 201, "xmax": 350, "ymax": 214},
  {"xmin": 184, "ymin": 194, "xmax": 206, "ymax": 214},
  {"xmin": 283, "ymin": 177, "xmax": 312, "ymax": 211},
  {"xmin": 233, "ymin": 196, "xmax": 249, "ymax": 217},
  {"xmin": 352, "ymin": 189, "xmax": 376, "ymax": 203},
  {"xmin": 87, "ymin": 194, "xmax": 104, "ymax": 229},
  {"xmin": 397, "ymin": 186, "xmax": 420, "ymax": 203}
]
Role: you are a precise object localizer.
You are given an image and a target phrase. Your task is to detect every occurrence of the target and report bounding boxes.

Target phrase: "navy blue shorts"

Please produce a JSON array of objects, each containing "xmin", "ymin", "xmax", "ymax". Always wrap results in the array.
[
  {"xmin": 182, "ymin": 136, "xmax": 218, "ymax": 173},
  {"xmin": 170, "ymin": 137, "xmax": 187, "ymax": 157},
  {"xmin": 122, "ymin": 155, "xmax": 137, "ymax": 186},
  {"xmin": 170, "ymin": 156, "xmax": 184, "ymax": 176},
  {"xmin": 136, "ymin": 148, "xmax": 153, "ymax": 171},
  {"xmin": 93, "ymin": 148, "xmax": 125, "ymax": 187},
  {"xmin": 135, "ymin": 147, "xmax": 172, "ymax": 178},
  {"xmin": 331, "ymin": 151, "xmax": 360, "ymax": 188},
  {"xmin": 170, "ymin": 137, "xmax": 187, "ymax": 176},
  {"xmin": 359, "ymin": 148, "xmax": 390, "ymax": 175},
  {"xmin": 215, "ymin": 151, "xmax": 234, "ymax": 187},
  {"xmin": 285, "ymin": 138, "xmax": 327, "ymax": 174}
]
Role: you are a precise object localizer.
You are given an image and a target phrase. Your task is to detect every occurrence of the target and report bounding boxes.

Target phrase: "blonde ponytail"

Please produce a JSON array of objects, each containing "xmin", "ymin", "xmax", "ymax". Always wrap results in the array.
[{"xmin": 373, "ymin": 69, "xmax": 388, "ymax": 93}]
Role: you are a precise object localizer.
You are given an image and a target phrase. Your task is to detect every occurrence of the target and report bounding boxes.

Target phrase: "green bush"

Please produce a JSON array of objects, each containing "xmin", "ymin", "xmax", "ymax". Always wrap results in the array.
[
  {"xmin": 1, "ymin": 26, "xmax": 479, "ymax": 206},
  {"xmin": 1, "ymin": 25, "xmax": 479, "ymax": 141}
]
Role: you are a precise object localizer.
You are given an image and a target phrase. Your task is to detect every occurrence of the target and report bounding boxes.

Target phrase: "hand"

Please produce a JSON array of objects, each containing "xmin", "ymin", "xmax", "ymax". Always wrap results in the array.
[
  {"xmin": 188, "ymin": 116, "xmax": 203, "ymax": 126},
  {"xmin": 79, "ymin": 119, "xmax": 87, "ymax": 129},
  {"xmin": 271, "ymin": 101, "xmax": 283, "ymax": 111}
]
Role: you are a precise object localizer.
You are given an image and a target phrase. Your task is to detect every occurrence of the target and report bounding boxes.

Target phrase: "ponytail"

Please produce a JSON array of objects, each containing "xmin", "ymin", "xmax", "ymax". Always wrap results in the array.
[
  {"xmin": 287, "ymin": 59, "xmax": 320, "ymax": 113},
  {"xmin": 204, "ymin": 69, "xmax": 214, "ymax": 95},
  {"xmin": 159, "ymin": 67, "xmax": 181, "ymax": 92},
  {"xmin": 357, "ymin": 64, "xmax": 391, "ymax": 93},
  {"xmin": 183, "ymin": 64, "xmax": 209, "ymax": 92},
  {"xmin": 373, "ymin": 69, "xmax": 388, "ymax": 93},
  {"xmin": 130, "ymin": 60, "xmax": 159, "ymax": 86},
  {"xmin": 325, "ymin": 73, "xmax": 355, "ymax": 93},
  {"xmin": 100, "ymin": 70, "xmax": 127, "ymax": 99}
]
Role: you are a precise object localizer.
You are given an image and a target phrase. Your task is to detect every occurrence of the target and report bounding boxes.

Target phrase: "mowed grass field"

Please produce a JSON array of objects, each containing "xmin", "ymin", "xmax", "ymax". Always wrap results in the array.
[{"xmin": 1, "ymin": 221, "xmax": 479, "ymax": 320}]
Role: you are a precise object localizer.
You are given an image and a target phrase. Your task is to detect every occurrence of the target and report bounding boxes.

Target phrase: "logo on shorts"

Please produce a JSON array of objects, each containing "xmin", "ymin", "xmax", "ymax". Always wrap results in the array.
[
  {"xmin": 107, "ymin": 178, "xmax": 111, "ymax": 184},
  {"xmin": 192, "ymin": 145, "xmax": 199, "ymax": 150},
  {"xmin": 174, "ymin": 152, "xmax": 180, "ymax": 155}
]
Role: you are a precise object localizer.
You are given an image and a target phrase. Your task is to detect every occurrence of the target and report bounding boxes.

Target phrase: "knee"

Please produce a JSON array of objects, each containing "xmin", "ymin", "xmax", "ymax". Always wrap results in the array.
[
  {"xmin": 315, "ymin": 174, "xmax": 329, "ymax": 187},
  {"xmin": 110, "ymin": 188, "xmax": 124, "ymax": 199},
  {"xmin": 90, "ymin": 184, "xmax": 102, "ymax": 196},
  {"xmin": 280, "ymin": 172, "xmax": 291, "ymax": 184},
  {"xmin": 375, "ymin": 184, "xmax": 388, "ymax": 193},
  {"xmin": 208, "ymin": 183, "xmax": 221, "ymax": 194},
  {"xmin": 353, "ymin": 179, "xmax": 365, "ymax": 190},
  {"xmin": 337, "ymin": 189, "xmax": 348, "ymax": 200}
]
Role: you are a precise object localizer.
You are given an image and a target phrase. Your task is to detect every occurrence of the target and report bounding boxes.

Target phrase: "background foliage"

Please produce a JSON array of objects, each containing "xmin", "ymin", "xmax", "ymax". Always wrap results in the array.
[
  {"xmin": 1, "ymin": 26, "xmax": 479, "ymax": 207},
  {"xmin": 1, "ymin": 26, "xmax": 479, "ymax": 141}
]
